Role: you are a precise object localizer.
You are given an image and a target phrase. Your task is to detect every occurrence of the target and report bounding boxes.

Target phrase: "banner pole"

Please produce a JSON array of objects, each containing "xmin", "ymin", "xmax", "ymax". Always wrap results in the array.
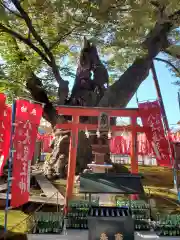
[
  {"xmin": 151, "ymin": 62, "xmax": 169, "ymax": 131},
  {"xmin": 176, "ymin": 91, "xmax": 180, "ymax": 200},
  {"xmin": 178, "ymin": 91, "xmax": 180, "ymax": 114},
  {"xmin": 4, "ymin": 101, "xmax": 16, "ymax": 232}
]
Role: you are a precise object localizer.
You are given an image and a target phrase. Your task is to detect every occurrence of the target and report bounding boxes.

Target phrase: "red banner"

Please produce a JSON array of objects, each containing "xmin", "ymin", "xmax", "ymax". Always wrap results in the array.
[
  {"xmin": 0, "ymin": 106, "xmax": 11, "ymax": 175},
  {"xmin": 0, "ymin": 93, "xmax": 6, "ymax": 109},
  {"xmin": 11, "ymin": 100, "xmax": 43, "ymax": 207},
  {"xmin": 138, "ymin": 101, "xmax": 171, "ymax": 167}
]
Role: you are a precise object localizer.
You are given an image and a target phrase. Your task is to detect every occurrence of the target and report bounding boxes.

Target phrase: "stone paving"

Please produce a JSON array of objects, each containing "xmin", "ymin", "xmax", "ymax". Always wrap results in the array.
[{"xmin": 28, "ymin": 231, "xmax": 180, "ymax": 240}]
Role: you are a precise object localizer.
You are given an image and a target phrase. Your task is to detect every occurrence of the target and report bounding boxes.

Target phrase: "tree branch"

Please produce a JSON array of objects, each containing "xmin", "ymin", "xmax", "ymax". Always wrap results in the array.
[
  {"xmin": 0, "ymin": 35, "xmax": 58, "ymax": 125},
  {"xmin": 49, "ymin": 25, "xmax": 81, "ymax": 51},
  {"xmin": 98, "ymin": 9, "xmax": 180, "ymax": 108},
  {"xmin": 98, "ymin": 0, "xmax": 131, "ymax": 14},
  {"xmin": 11, "ymin": 0, "xmax": 69, "ymax": 103},
  {"xmin": 0, "ymin": 23, "xmax": 51, "ymax": 65},
  {"xmin": 27, "ymin": 73, "xmax": 58, "ymax": 126},
  {"xmin": 49, "ymin": 13, "xmax": 91, "ymax": 51},
  {"xmin": 155, "ymin": 57, "xmax": 180, "ymax": 75},
  {"xmin": 164, "ymin": 49, "xmax": 180, "ymax": 59},
  {"xmin": 11, "ymin": 0, "xmax": 52, "ymax": 59},
  {"xmin": 169, "ymin": 9, "xmax": 180, "ymax": 27}
]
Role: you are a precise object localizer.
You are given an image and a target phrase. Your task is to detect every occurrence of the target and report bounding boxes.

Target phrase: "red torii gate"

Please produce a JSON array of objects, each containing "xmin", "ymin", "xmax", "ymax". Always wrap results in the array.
[{"xmin": 56, "ymin": 106, "xmax": 147, "ymax": 207}]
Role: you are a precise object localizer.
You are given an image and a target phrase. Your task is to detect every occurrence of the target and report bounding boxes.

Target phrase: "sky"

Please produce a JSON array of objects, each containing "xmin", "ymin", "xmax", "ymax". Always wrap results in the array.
[{"xmin": 127, "ymin": 57, "xmax": 180, "ymax": 127}]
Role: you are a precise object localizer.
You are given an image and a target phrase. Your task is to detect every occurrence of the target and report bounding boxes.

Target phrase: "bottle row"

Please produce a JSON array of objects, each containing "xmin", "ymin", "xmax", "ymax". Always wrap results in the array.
[
  {"xmin": 68, "ymin": 201, "xmax": 99, "ymax": 208},
  {"xmin": 157, "ymin": 220, "xmax": 180, "ymax": 225},
  {"xmin": 132, "ymin": 208, "xmax": 149, "ymax": 214},
  {"xmin": 116, "ymin": 200, "xmax": 150, "ymax": 210},
  {"xmin": 67, "ymin": 208, "xmax": 150, "ymax": 219},
  {"xmin": 132, "ymin": 214, "xmax": 150, "ymax": 220},
  {"xmin": 156, "ymin": 228, "xmax": 180, "ymax": 236},
  {"xmin": 66, "ymin": 219, "xmax": 88, "ymax": 229},
  {"xmin": 29, "ymin": 219, "xmax": 180, "ymax": 236},
  {"xmin": 31, "ymin": 220, "xmax": 63, "ymax": 234},
  {"xmin": 67, "ymin": 208, "xmax": 89, "ymax": 217},
  {"xmin": 135, "ymin": 223, "xmax": 150, "ymax": 231}
]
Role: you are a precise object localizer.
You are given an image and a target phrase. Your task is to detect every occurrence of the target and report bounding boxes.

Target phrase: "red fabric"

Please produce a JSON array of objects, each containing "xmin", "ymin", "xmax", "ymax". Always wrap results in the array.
[
  {"xmin": 130, "ymin": 194, "xmax": 139, "ymax": 200},
  {"xmin": 42, "ymin": 135, "xmax": 53, "ymax": 152},
  {"xmin": 112, "ymin": 136, "xmax": 127, "ymax": 154},
  {"xmin": 36, "ymin": 133, "xmax": 42, "ymax": 140},
  {"xmin": 0, "ymin": 93, "xmax": 6, "ymax": 109},
  {"xmin": 138, "ymin": 101, "xmax": 171, "ymax": 167},
  {"xmin": 170, "ymin": 133, "xmax": 180, "ymax": 142},
  {"xmin": 11, "ymin": 100, "xmax": 43, "ymax": 208},
  {"xmin": 110, "ymin": 134, "xmax": 152, "ymax": 156},
  {"xmin": 0, "ymin": 106, "xmax": 11, "ymax": 175},
  {"xmin": 111, "ymin": 133, "xmax": 178, "ymax": 157},
  {"xmin": 126, "ymin": 135, "xmax": 131, "ymax": 155},
  {"xmin": 36, "ymin": 134, "xmax": 53, "ymax": 152}
]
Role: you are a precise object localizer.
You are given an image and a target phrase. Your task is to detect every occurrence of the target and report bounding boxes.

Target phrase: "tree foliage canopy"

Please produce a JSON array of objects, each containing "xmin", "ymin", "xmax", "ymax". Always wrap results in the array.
[{"xmin": 0, "ymin": 0, "xmax": 179, "ymax": 116}]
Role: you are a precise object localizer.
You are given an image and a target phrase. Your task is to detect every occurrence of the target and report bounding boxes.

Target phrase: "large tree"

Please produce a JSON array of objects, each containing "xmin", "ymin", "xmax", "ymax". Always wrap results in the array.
[{"xmin": 0, "ymin": 0, "xmax": 179, "ymax": 177}]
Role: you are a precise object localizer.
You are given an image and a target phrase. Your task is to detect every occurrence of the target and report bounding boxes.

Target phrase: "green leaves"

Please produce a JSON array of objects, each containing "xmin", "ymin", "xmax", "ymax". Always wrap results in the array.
[
  {"xmin": 0, "ymin": 0, "xmax": 179, "ymax": 99},
  {"xmin": 0, "ymin": 3, "xmax": 10, "ymax": 23}
]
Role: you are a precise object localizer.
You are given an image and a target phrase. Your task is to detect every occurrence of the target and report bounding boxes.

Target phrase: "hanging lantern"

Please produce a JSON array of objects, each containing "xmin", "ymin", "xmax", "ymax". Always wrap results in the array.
[
  {"xmin": 85, "ymin": 128, "xmax": 90, "ymax": 138},
  {"xmin": 96, "ymin": 129, "xmax": 100, "ymax": 138}
]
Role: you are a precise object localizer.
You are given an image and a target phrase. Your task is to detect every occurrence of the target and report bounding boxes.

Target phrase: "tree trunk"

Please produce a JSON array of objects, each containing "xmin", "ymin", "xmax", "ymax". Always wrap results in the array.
[
  {"xmin": 44, "ymin": 130, "xmax": 93, "ymax": 179},
  {"xmin": 26, "ymin": 73, "xmax": 58, "ymax": 125},
  {"xmin": 43, "ymin": 14, "xmax": 179, "ymax": 177}
]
